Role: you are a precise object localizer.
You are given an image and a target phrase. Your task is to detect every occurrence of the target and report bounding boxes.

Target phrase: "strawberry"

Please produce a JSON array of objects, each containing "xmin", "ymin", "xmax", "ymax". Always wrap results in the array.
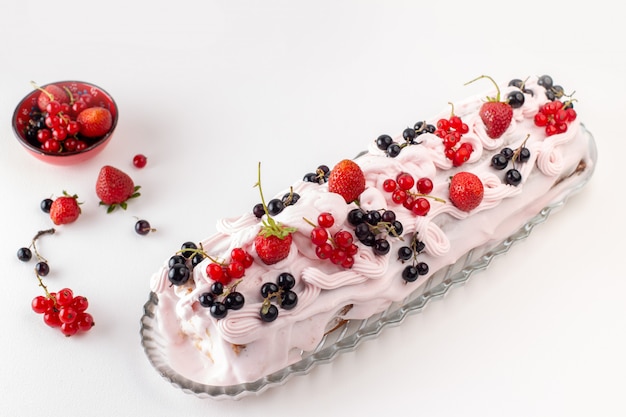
[
  {"xmin": 37, "ymin": 84, "xmax": 69, "ymax": 111},
  {"xmin": 77, "ymin": 107, "xmax": 113, "ymax": 138},
  {"xmin": 327, "ymin": 159, "xmax": 366, "ymax": 203},
  {"xmin": 448, "ymin": 171, "xmax": 484, "ymax": 212},
  {"xmin": 466, "ymin": 75, "xmax": 513, "ymax": 139},
  {"xmin": 49, "ymin": 192, "xmax": 81, "ymax": 225},
  {"xmin": 255, "ymin": 233, "xmax": 293, "ymax": 265},
  {"xmin": 95, "ymin": 165, "xmax": 141, "ymax": 213},
  {"xmin": 253, "ymin": 162, "xmax": 296, "ymax": 265}
]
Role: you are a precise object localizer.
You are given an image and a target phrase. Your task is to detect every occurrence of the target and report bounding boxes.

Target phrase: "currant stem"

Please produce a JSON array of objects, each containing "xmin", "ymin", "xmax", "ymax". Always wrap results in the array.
[
  {"xmin": 465, "ymin": 75, "xmax": 501, "ymax": 102},
  {"xmin": 31, "ymin": 228, "xmax": 55, "ymax": 263},
  {"xmin": 30, "ymin": 81, "xmax": 54, "ymax": 100},
  {"xmin": 34, "ymin": 271, "xmax": 58, "ymax": 308}
]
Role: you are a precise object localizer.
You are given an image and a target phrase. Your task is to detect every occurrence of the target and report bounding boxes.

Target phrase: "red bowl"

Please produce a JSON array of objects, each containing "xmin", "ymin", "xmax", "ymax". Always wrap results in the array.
[{"xmin": 12, "ymin": 80, "xmax": 118, "ymax": 165}]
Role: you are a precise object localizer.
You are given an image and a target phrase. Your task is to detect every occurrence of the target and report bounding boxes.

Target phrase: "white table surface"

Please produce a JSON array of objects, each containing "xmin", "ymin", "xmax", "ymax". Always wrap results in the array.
[{"xmin": 1, "ymin": 1, "xmax": 624, "ymax": 416}]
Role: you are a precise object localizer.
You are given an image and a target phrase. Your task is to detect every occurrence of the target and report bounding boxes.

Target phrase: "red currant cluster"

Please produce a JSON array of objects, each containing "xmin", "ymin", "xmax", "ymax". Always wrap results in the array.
[
  {"xmin": 434, "ymin": 113, "xmax": 474, "ymax": 166},
  {"xmin": 32, "ymin": 288, "xmax": 94, "ymax": 337},
  {"xmin": 17, "ymin": 229, "xmax": 94, "ymax": 337},
  {"xmin": 206, "ymin": 247, "xmax": 254, "ymax": 285},
  {"xmin": 383, "ymin": 173, "xmax": 444, "ymax": 216},
  {"xmin": 307, "ymin": 212, "xmax": 358, "ymax": 268},
  {"xmin": 533, "ymin": 100, "xmax": 577, "ymax": 136}
]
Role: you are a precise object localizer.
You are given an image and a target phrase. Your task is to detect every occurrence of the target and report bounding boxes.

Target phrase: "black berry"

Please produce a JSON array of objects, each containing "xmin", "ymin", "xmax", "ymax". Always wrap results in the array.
[
  {"xmin": 280, "ymin": 290, "xmax": 298, "ymax": 310},
  {"xmin": 491, "ymin": 153, "xmax": 508, "ymax": 170},
  {"xmin": 40, "ymin": 198, "xmax": 53, "ymax": 213},
  {"xmin": 224, "ymin": 292, "xmax": 245, "ymax": 310},
  {"xmin": 17, "ymin": 247, "xmax": 32, "ymax": 262},
  {"xmin": 505, "ymin": 169, "xmax": 522, "ymax": 186},
  {"xmin": 168, "ymin": 263, "xmax": 190, "ymax": 286}
]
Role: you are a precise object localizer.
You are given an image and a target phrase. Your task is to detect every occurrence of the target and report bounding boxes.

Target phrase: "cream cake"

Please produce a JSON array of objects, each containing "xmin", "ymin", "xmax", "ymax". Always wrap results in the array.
[{"xmin": 146, "ymin": 74, "xmax": 596, "ymax": 389}]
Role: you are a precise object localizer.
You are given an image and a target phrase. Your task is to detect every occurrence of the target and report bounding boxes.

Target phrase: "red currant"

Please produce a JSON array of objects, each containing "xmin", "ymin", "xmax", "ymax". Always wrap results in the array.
[
  {"xmin": 60, "ymin": 322, "xmax": 79, "ymax": 337},
  {"xmin": 317, "ymin": 212, "xmax": 334, "ymax": 228},
  {"xmin": 330, "ymin": 248, "xmax": 347, "ymax": 265},
  {"xmin": 133, "ymin": 154, "xmax": 148, "ymax": 168},
  {"xmin": 43, "ymin": 139, "xmax": 61, "ymax": 153},
  {"xmin": 71, "ymin": 296, "xmax": 89, "ymax": 312},
  {"xmin": 31, "ymin": 296, "xmax": 52, "ymax": 314},
  {"xmin": 43, "ymin": 308, "xmax": 62, "ymax": 328},
  {"xmin": 76, "ymin": 313, "xmax": 94, "ymax": 332},
  {"xmin": 391, "ymin": 189, "xmax": 407, "ymax": 204},
  {"xmin": 230, "ymin": 248, "xmax": 247, "ymax": 262},
  {"xmin": 333, "ymin": 230, "xmax": 354, "ymax": 249},
  {"xmin": 206, "ymin": 263, "xmax": 225, "ymax": 281},
  {"xmin": 315, "ymin": 243, "xmax": 333, "ymax": 259},
  {"xmin": 310, "ymin": 226, "xmax": 329, "ymax": 246},
  {"xmin": 396, "ymin": 172, "xmax": 415, "ymax": 191},
  {"xmin": 411, "ymin": 198, "xmax": 431, "ymax": 216},
  {"xmin": 58, "ymin": 306, "xmax": 78, "ymax": 324},
  {"xmin": 55, "ymin": 288, "xmax": 74, "ymax": 306},
  {"xmin": 416, "ymin": 177, "xmax": 433, "ymax": 194},
  {"xmin": 383, "ymin": 179, "xmax": 397, "ymax": 193},
  {"xmin": 227, "ymin": 261, "xmax": 245, "ymax": 279}
]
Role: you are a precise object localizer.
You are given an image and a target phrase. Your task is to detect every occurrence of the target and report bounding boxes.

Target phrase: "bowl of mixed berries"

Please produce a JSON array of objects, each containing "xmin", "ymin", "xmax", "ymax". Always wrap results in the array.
[{"xmin": 12, "ymin": 80, "xmax": 118, "ymax": 165}]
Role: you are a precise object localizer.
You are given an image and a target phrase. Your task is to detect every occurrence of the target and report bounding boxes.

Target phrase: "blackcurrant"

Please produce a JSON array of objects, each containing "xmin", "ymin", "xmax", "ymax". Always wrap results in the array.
[
  {"xmin": 359, "ymin": 232, "xmax": 376, "ymax": 247},
  {"xmin": 224, "ymin": 292, "xmax": 245, "ymax": 310},
  {"xmin": 347, "ymin": 208, "xmax": 365, "ymax": 226},
  {"xmin": 491, "ymin": 153, "xmax": 508, "ymax": 170},
  {"xmin": 260, "ymin": 304, "xmax": 279, "ymax": 322},
  {"xmin": 373, "ymin": 239, "xmax": 390, "ymax": 255},
  {"xmin": 277, "ymin": 272, "xmax": 296, "ymax": 290},
  {"xmin": 35, "ymin": 261, "xmax": 49, "ymax": 276},
  {"xmin": 505, "ymin": 169, "xmax": 522, "ymax": 186},
  {"xmin": 402, "ymin": 127, "xmax": 416, "ymax": 141},
  {"xmin": 365, "ymin": 210, "xmax": 381, "ymax": 226},
  {"xmin": 416, "ymin": 262, "xmax": 429, "ymax": 276},
  {"xmin": 391, "ymin": 220, "xmax": 403, "ymax": 237},
  {"xmin": 280, "ymin": 290, "xmax": 298, "ymax": 310},
  {"xmin": 354, "ymin": 223, "xmax": 370, "ymax": 239},
  {"xmin": 261, "ymin": 282, "xmax": 279, "ymax": 298},
  {"xmin": 168, "ymin": 263, "xmax": 190, "ymax": 286},
  {"xmin": 501, "ymin": 147, "xmax": 514, "ymax": 160},
  {"xmin": 17, "ymin": 247, "xmax": 32, "ymax": 262},
  {"xmin": 402, "ymin": 265, "xmax": 419, "ymax": 282},
  {"xmin": 40, "ymin": 198, "xmax": 53, "ymax": 213},
  {"xmin": 414, "ymin": 240, "xmax": 426, "ymax": 253},
  {"xmin": 381, "ymin": 210, "xmax": 396, "ymax": 223},
  {"xmin": 508, "ymin": 79, "xmax": 524, "ymax": 88},
  {"xmin": 180, "ymin": 241, "xmax": 197, "ymax": 259},
  {"xmin": 386, "ymin": 143, "xmax": 401, "ymax": 158},
  {"xmin": 507, "ymin": 90, "xmax": 525, "ymax": 109},
  {"xmin": 282, "ymin": 192, "xmax": 300, "ymax": 206},
  {"xmin": 519, "ymin": 147, "xmax": 531, "ymax": 163},
  {"xmin": 267, "ymin": 198, "xmax": 284, "ymax": 216},
  {"xmin": 376, "ymin": 134, "xmax": 393, "ymax": 151},
  {"xmin": 303, "ymin": 172, "xmax": 317, "ymax": 182},
  {"xmin": 538, "ymin": 74, "xmax": 553, "ymax": 89},
  {"xmin": 398, "ymin": 246, "xmax": 413, "ymax": 261},
  {"xmin": 253, "ymin": 203, "xmax": 265, "ymax": 218},
  {"xmin": 198, "ymin": 292, "xmax": 215, "ymax": 308},
  {"xmin": 168, "ymin": 255, "xmax": 186, "ymax": 268},
  {"xmin": 210, "ymin": 282, "xmax": 224, "ymax": 295},
  {"xmin": 135, "ymin": 219, "xmax": 153, "ymax": 235},
  {"xmin": 210, "ymin": 302, "xmax": 228, "ymax": 319},
  {"xmin": 191, "ymin": 253, "xmax": 205, "ymax": 268}
]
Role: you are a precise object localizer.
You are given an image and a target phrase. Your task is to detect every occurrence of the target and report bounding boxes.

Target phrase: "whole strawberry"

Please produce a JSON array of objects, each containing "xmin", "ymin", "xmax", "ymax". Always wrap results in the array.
[
  {"xmin": 37, "ymin": 84, "xmax": 69, "ymax": 111},
  {"xmin": 327, "ymin": 159, "xmax": 366, "ymax": 203},
  {"xmin": 449, "ymin": 172, "xmax": 484, "ymax": 212},
  {"xmin": 96, "ymin": 165, "xmax": 141, "ymax": 213},
  {"xmin": 77, "ymin": 107, "xmax": 113, "ymax": 138},
  {"xmin": 466, "ymin": 75, "xmax": 513, "ymax": 139},
  {"xmin": 253, "ymin": 163, "xmax": 296, "ymax": 265},
  {"xmin": 50, "ymin": 192, "xmax": 81, "ymax": 225}
]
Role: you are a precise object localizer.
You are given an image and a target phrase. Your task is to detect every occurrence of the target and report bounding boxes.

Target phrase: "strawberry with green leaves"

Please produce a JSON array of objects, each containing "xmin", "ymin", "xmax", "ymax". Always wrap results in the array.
[
  {"xmin": 50, "ymin": 191, "xmax": 81, "ymax": 225},
  {"xmin": 253, "ymin": 163, "xmax": 296, "ymax": 265},
  {"xmin": 449, "ymin": 171, "xmax": 484, "ymax": 212},
  {"xmin": 95, "ymin": 165, "xmax": 141, "ymax": 213},
  {"xmin": 327, "ymin": 159, "xmax": 366, "ymax": 203},
  {"xmin": 466, "ymin": 75, "xmax": 513, "ymax": 139}
]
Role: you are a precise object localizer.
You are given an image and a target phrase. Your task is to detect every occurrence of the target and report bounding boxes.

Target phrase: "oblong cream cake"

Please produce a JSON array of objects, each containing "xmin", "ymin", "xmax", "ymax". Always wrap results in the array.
[{"xmin": 147, "ymin": 74, "xmax": 596, "ymax": 387}]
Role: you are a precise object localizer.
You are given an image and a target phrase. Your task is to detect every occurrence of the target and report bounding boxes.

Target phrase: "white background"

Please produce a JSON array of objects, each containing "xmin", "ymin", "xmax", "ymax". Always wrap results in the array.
[{"xmin": 1, "ymin": 1, "xmax": 624, "ymax": 416}]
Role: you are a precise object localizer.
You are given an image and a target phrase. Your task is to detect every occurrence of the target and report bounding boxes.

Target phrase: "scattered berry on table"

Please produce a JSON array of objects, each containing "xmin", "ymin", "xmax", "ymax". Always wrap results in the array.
[
  {"xmin": 132, "ymin": 154, "xmax": 148, "ymax": 168},
  {"xmin": 49, "ymin": 192, "xmax": 81, "ymax": 225},
  {"xmin": 95, "ymin": 165, "xmax": 141, "ymax": 213},
  {"xmin": 135, "ymin": 219, "xmax": 156, "ymax": 235}
]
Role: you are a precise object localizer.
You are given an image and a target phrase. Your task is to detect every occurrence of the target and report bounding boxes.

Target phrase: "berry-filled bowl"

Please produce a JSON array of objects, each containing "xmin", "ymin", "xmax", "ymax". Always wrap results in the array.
[{"xmin": 12, "ymin": 80, "xmax": 118, "ymax": 165}]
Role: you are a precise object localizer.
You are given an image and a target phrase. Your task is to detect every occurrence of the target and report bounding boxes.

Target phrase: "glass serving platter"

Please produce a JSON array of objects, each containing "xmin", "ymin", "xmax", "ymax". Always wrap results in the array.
[{"xmin": 140, "ymin": 126, "xmax": 597, "ymax": 400}]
